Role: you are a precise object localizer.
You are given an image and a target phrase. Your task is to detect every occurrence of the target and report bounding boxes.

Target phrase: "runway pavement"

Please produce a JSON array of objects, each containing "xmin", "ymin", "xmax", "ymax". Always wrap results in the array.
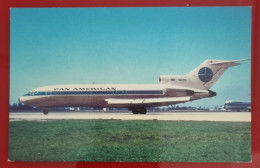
[{"xmin": 9, "ymin": 111, "xmax": 251, "ymax": 122}]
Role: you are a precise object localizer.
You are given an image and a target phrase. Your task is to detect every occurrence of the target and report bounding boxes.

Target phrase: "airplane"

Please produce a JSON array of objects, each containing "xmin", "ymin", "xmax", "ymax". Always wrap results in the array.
[
  {"xmin": 224, "ymin": 100, "xmax": 251, "ymax": 112},
  {"xmin": 19, "ymin": 58, "xmax": 250, "ymax": 115}
]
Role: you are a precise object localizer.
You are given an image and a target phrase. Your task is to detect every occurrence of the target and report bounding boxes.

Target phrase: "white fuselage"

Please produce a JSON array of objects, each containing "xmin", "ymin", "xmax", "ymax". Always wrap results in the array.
[
  {"xmin": 18, "ymin": 59, "xmax": 249, "ymax": 114},
  {"xmin": 19, "ymin": 84, "xmax": 211, "ymax": 109}
]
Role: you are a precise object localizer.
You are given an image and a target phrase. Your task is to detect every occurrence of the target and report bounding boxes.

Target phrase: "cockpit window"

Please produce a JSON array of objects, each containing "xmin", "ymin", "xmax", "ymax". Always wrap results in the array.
[{"xmin": 28, "ymin": 90, "xmax": 38, "ymax": 95}]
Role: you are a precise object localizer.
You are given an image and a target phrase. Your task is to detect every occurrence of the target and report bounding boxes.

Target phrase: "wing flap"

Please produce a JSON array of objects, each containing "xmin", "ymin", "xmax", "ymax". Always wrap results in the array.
[{"xmin": 105, "ymin": 96, "xmax": 191, "ymax": 105}]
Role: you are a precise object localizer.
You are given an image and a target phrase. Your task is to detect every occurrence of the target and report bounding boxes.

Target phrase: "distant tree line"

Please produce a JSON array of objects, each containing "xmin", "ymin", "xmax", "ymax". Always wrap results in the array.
[
  {"xmin": 9, "ymin": 102, "xmax": 209, "ymax": 112},
  {"xmin": 149, "ymin": 106, "xmax": 209, "ymax": 111},
  {"xmin": 9, "ymin": 102, "xmax": 41, "ymax": 112}
]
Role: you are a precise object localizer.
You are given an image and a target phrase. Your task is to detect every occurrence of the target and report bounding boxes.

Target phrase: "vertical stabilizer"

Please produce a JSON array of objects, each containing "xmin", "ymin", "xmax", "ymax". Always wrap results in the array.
[
  {"xmin": 159, "ymin": 59, "xmax": 250, "ymax": 90},
  {"xmin": 185, "ymin": 59, "xmax": 250, "ymax": 90}
]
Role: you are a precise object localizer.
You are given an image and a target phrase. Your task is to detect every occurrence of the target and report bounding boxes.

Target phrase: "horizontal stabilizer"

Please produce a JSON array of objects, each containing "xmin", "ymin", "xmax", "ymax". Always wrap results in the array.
[
  {"xmin": 105, "ymin": 96, "xmax": 191, "ymax": 105},
  {"xmin": 209, "ymin": 58, "xmax": 251, "ymax": 67}
]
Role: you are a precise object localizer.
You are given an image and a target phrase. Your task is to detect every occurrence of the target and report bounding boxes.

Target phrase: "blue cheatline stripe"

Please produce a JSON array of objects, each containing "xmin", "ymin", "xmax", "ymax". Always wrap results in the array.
[{"xmin": 27, "ymin": 90, "xmax": 163, "ymax": 96}]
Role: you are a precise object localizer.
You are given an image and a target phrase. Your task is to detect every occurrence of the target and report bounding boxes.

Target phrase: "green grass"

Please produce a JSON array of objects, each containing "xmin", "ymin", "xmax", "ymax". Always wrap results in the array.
[{"xmin": 9, "ymin": 120, "xmax": 251, "ymax": 162}]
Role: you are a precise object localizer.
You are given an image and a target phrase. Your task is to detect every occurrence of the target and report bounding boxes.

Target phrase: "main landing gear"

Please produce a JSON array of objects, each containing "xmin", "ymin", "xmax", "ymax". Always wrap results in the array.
[
  {"xmin": 43, "ymin": 109, "xmax": 49, "ymax": 115},
  {"xmin": 131, "ymin": 108, "xmax": 147, "ymax": 114}
]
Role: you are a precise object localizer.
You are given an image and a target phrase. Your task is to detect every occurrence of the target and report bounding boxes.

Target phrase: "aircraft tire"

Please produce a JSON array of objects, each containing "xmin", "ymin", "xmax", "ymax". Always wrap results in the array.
[
  {"xmin": 132, "ymin": 108, "xmax": 147, "ymax": 114},
  {"xmin": 132, "ymin": 110, "xmax": 139, "ymax": 114},
  {"xmin": 43, "ymin": 109, "xmax": 49, "ymax": 115},
  {"xmin": 139, "ymin": 109, "xmax": 147, "ymax": 114}
]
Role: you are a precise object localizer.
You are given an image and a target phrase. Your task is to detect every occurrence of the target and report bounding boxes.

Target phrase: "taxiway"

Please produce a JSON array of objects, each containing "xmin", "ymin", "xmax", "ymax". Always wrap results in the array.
[{"xmin": 9, "ymin": 111, "xmax": 251, "ymax": 122}]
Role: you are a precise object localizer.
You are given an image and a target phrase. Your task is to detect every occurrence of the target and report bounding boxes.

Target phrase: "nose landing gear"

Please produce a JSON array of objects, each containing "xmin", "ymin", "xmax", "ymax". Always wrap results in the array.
[{"xmin": 43, "ymin": 109, "xmax": 49, "ymax": 115}]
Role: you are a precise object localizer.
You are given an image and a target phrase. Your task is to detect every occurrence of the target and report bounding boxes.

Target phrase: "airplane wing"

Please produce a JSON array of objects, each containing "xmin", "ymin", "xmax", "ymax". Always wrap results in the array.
[{"xmin": 105, "ymin": 96, "xmax": 191, "ymax": 106}]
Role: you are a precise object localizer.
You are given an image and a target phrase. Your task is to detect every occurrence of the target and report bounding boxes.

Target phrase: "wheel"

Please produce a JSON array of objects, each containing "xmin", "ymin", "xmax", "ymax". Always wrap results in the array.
[
  {"xmin": 132, "ymin": 108, "xmax": 147, "ymax": 114},
  {"xmin": 43, "ymin": 109, "xmax": 49, "ymax": 115},
  {"xmin": 132, "ymin": 110, "xmax": 138, "ymax": 114},
  {"xmin": 139, "ymin": 109, "xmax": 147, "ymax": 114}
]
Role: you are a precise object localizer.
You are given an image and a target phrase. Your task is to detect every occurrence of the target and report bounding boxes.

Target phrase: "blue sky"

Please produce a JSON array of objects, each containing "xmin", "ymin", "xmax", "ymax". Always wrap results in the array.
[{"xmin": 10, "ymin": 7, "xmax": 251, "ymax": 107}]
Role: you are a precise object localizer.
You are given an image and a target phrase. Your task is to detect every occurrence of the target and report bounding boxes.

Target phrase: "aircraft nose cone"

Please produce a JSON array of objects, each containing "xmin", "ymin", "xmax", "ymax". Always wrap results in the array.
[{"xmin": 19, "ymin": 96, "xmax": 26, "ymax": 103}]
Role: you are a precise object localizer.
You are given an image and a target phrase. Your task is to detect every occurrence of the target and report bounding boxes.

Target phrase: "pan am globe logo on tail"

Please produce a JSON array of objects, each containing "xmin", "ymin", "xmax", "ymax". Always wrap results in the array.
[{"xmin": 198, "ymin": 67, "xmax": 213, "ymax": 83}]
